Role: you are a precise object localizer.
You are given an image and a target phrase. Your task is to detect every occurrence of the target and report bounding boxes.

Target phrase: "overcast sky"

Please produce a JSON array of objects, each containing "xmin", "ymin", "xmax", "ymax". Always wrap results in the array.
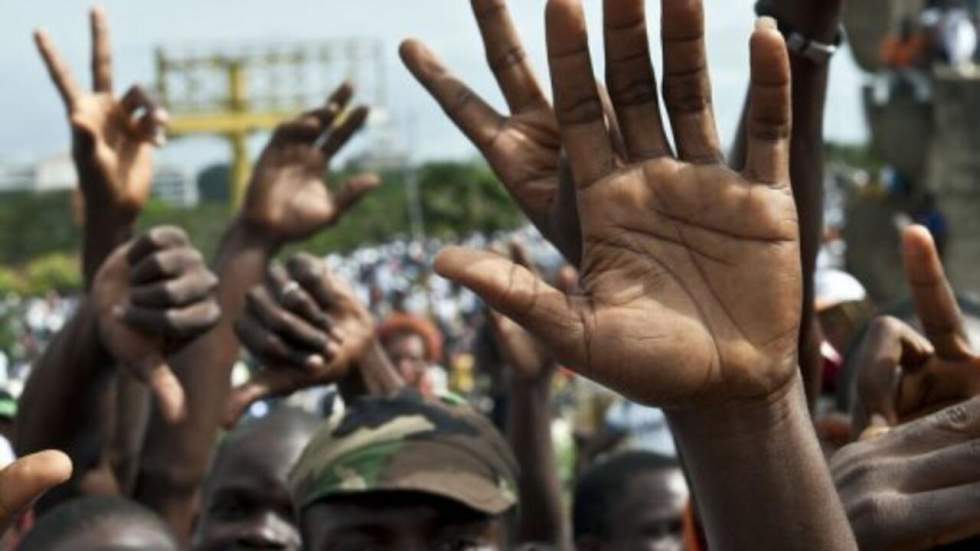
[{"xmin": 2, "ymin": 0, "xmax": 868, "ymax": 174}]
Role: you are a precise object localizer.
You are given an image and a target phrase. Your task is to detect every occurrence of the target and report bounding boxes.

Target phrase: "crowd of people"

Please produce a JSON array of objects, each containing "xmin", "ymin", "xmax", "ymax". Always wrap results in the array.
[
  {"xmin": 879, "ymin": 0, "xmax": 980, "ymax": 101},
  {"xmin": 4, "ymin": 0, "xmax": 980, "ymax": 550}
]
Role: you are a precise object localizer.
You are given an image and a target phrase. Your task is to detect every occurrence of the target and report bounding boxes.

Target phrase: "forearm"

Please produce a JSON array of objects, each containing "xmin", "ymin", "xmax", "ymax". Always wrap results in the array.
[
  {"xmin": 15, "ymin": 301, "xmax": 112, "ymax": 455},
  {"xmin": 135, "ymin": 218, "xmax": 277, "ymax": 535},
  {"xmin": 83, "ymin": 213, "xmax": 135, "ymax": 289},
  {"xmin": 15, "ymin": 301, "xmax": 118, "ymax": 508},
  {"xmin": 509, "ymin": 375, "xmax": 569, "ymax": 549},
  {"xmin": 667, "ymin": 373, "xmax": 856, "ymax": 551}
]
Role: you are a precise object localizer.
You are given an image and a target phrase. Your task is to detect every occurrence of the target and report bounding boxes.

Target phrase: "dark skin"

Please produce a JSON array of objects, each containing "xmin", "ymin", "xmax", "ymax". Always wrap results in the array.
[
  {"xmin": 404, "ymin": 0, "xmax": 844, "ymax": 412},
  {"xmin": 224, "ymin": 254, "xmax": 397, "ymax": 426},
  {"xmin": 192, "ymin": 411, "xmax": 317, "ymax": 551},
  {"xmin": 30, "ymin": 5, "xmax": 168, "ymax": 500},
  {"xmin": 300, "ymin": 492, "xmax": 508, "ymax": 551},
  {"xmin": 853, "ymin": 226, "xmax": 980, "ymax": 436},
  {"xmin": 576, "ymin": 469, "xmax": 689, "ymax": 551},
  {"xmin": 15, "ymin": 227, "xmax": 219, "ymax": 509},
  {"xmin": 34, "ymin": 7, "xmax": 167, "ymax": 288},
  {"xmin": 832, "ymin": 397, "xmax": 980, "ymax": 550},
  {"xmin": 422, "ymin": 0, "xmax": 856, "ymax": 547},
  {"xmin": 491, "ymin": 242, "xmax": 568, "ymax": 549},
  {"xmin": 133, "ymin": 86, "xmax": 378, "ymax": 538},
  {"xmin": 731, "ymin": 0, "xmax": 845, "ymax": 409}
]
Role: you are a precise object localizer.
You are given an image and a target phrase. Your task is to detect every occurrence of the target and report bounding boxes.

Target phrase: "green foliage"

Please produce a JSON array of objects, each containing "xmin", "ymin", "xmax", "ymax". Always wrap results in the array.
[
  {"xmin": 21, "ymin": 253, "xmax": 82, "ymax": 296},
  {"xmin": 0, "ymin": 191, "xmax": 80, "ymax": 266},
  {"xmin": 0, "ymin": 160, "xmax": 523, "ymax": 295},
  {"xmin": 290, "ymin": 160, "xmax": 523, "ymax": 256},
  {"xmin": 824, "ymin": 142, "xmax": 885, "ymax": 173}
]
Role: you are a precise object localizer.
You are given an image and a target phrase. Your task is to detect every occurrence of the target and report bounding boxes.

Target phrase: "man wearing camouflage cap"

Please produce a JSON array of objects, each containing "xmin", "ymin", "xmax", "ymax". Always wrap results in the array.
[{"xmin": 291, "ymin": 390, "xmax": 554, "ymax": 550}]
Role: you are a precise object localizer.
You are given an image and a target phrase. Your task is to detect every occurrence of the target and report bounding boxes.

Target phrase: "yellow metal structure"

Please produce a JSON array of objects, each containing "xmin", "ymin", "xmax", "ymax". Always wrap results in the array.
[{"xmin": 155, "ymin": 40, "xmax": 385, "ymax": 207}]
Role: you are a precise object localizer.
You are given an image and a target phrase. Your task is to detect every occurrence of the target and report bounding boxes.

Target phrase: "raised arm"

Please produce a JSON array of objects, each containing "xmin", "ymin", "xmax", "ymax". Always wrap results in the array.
[
  {"xmin": 133, "ymin": 86, "xmax": 378, "ymax": 537},
  {"xmin": 731, "ymin": 0, "xmax": 845, "ymax": 408},
  {"xmin": 34, "ymin": 7, "xmax": 166, "ymax": 288},
  {"xmin": 428, "ymin": 1, "xmax": 855, "ymax": 548},
  {"xmin": 16, "ymin": 227, "xmax": 219, "ymax": 509},
  {"xmin": 490, "ymin": 243, "xmax": 570, "ymax": 550}
]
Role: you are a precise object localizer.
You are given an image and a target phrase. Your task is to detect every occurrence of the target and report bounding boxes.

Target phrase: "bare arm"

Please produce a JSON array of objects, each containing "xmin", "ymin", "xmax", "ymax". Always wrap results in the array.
[
  {"xmin": 135, "ymin": 88, "xmax": 378, "ymax": 537},
  {"xmin": 133, "ymin": 219, "xmax": 277, "ymax": 531},
  {"xmin": 492, "ymin": 244, "xmax": 568, "ymax": 548},
  {"xmin": 426, "ymin": 0, "xmax": 857, "ymax": 547},
  {"xmin": 14, "ymin": 302, "xmax": 117, "ymax": 509}
]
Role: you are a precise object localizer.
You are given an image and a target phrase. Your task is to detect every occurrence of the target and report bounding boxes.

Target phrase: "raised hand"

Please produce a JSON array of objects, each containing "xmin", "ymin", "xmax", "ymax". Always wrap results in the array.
[
  {"xmin": 0, "ymin": 451, "xmax": 72, "ymax": 533},
  {"xmin": 224, "ymin": 253, "xmax": 375, "ymax": 425},
  {"xmin": 436, "ymin": 0, "xmax": 801, "ymax": 409},
  {"xmin": 241, "ymin": 83, "xmax": 380, "ymax": 245},
  {"xmin": 401, "ymin": 0, "xmax": 596, "ymax": 264},
  {"xmin": 853, "ymin": 225, "xmax": 980, "ymax": 434},
  {"xmin": 34, "ymin": 7, "xmax": 166, "ymax": 222},
  {"xmin": 832, "ymin": 397, "xmax": 980, "ymax": 550},
  {"xmin": 92, "ymin": 227, "xmax": 221, "ymax": 423}
]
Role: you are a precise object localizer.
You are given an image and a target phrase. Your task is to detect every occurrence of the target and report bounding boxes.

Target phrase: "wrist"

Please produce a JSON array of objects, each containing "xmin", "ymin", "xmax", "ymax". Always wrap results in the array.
[
  {"xmin": 666, "ymin": 370, "xmax": 804, "ymax": 445},
  {"xmin": 757, "ymin": 2, "xmax": 842, "ymax": 43},
  {"xmin": 223, "ymin": 216, "xmax": 281, "ymax": 258},
  {"xmin": 511, "ymin": 364, "xmax": 556, "ymax": 395}
]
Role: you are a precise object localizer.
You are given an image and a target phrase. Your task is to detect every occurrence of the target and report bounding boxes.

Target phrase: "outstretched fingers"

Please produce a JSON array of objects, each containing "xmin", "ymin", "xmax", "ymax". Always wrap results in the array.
[
  {"xmin": 546, "ymin": 0, "xmax": 615, "ymax": 188},
  {"xmin": 34, "ymin": 29, "xmax": 82, "ymax": 110},
  {"xmin": 743, "ymin": 18, "xmax": 792, "ymax": 186},
  {"xmin": 602, "ymin": 0, "xmax": 670, "ymax": 161},
  {"xmin": 90, "ymin": 6, "xmax": 113, "ymax": 93},
  {"xmin": 660, "ymin": 0, "xmax": 722, "ymax": 163},
  {"xmin": 400, "ymin": 39, "xmax": 505, "ymax": 151},
  {"xmin": 472, "ymin": 0, "xmax": 548, "ymax": 113}
]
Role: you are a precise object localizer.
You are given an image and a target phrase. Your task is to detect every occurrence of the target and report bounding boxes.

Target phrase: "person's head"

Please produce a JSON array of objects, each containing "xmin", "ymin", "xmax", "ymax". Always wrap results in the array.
[
  {"xmin": 378, "ymin": 314, "xmax": 443, "ymax": 389},
  {"xmin": 573, "ymin": 452, "xmax": 689, "ymax": 551},
  {"xmin": 19, "ymin": 496, "xmax": 178, "ymax": 551},
  {"xmin": 192, "ymin": 407, "xmax": 319, "ymax": 551},
  {"xmin": 291, "ymin": 391, "xmax": 519, "ymax": 551}
]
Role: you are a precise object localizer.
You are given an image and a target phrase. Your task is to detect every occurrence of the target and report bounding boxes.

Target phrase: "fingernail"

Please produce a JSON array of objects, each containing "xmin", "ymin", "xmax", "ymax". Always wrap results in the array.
[
  {"xmin": 112, "ymin": 305, "xmax": 125, "ymax": 319},
  {"xmin": 306, "ymin": 355, "xmax": 325, "ymax": 368},
  {"xmin": 756, "ymin": 16, "xmax": 778, "ymax": 32}
]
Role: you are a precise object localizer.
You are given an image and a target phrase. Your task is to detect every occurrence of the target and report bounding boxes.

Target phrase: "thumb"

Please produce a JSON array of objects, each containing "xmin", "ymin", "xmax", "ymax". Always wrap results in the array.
[
  {"xmin": 435, "ymin": 247, "xmax": 585, "ymax": 367},
  {"xmin": 335, "ymin": 173, "xmax": 381, "ymax": 213},
  {"xmin": 136, "ymin": 355, "xmax": 187, "ymax": 424},
  {"xmin": 223, "ymin": 372, "xmax": 295, "ymax": 429},
  {"xmin": 0, "ymin": 450, "xmax": 72, "ymax": 531}
]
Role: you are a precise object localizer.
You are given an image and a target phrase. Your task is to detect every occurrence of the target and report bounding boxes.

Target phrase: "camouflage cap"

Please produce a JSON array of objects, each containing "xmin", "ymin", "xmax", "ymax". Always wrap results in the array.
[{"xmin": 290, "ymin": 391, "xmax": 519, "ymax": 516}]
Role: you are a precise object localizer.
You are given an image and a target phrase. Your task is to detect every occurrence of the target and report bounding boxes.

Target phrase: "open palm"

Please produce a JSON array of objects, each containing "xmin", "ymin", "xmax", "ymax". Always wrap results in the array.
[
  {"xmin": 242, "ymin": 83, "xmax": 380, "ymax": 244},
  {"xmin": 434, "ymin": 0, "xmax": 801, "ymax": 408}
]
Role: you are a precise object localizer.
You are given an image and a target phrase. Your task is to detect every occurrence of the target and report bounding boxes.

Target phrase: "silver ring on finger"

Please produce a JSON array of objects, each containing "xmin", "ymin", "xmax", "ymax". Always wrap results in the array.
[{"xmin": 280, "ymin": 281, "xmax": 301, "ymax": 302}]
